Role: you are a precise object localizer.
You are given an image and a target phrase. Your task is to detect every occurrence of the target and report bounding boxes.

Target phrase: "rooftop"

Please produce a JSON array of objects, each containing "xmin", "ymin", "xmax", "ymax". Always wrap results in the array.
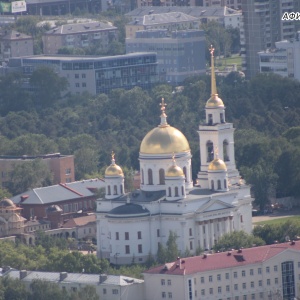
[
  {"xmin": 1, "ymin": 30, "xmax": 32, "ymax": 40},
  {"xmin": 62, "ymin": 214, "xmax": 96, "ymax": 228}
]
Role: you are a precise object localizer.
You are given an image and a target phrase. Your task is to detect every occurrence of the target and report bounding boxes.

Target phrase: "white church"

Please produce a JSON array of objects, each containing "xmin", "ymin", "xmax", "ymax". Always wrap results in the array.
[{"xmin": 96, "ymin": 48, "xmax": 253, "ymax": 265}]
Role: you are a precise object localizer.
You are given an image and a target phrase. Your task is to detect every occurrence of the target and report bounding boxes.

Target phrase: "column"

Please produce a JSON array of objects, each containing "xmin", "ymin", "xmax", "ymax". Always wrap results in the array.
[
  {"xmin": 229, "ymin": 216, "xmax": 233, "ymax": 232},
  {"xmin": 205, "ymin": 222, "xmax": 209, "ymax": 250},
  {"xmin": 210, "ymin": 220, "xmax": 214, "ymax": 248},
  {"xmin": 224, "ymin": 217, "xmax": 230, "ymax": 234},
  {"xmin": 198, "ymin": 222, "xmax": 204, "ymax": 249}
]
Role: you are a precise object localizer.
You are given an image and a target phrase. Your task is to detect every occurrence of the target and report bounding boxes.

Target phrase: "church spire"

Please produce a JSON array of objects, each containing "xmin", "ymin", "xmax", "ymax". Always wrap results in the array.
[
  {"xmin": 209, "ymin": 45, "xmax": 218, "ymax": 97},
  {"xmin": 159, "ymin": 98, "xmax": 169, "ymax": 127}
]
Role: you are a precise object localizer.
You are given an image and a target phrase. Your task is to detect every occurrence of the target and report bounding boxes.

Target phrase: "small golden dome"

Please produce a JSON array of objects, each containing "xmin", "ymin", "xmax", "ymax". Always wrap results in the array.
[
  {"xmin": 140, "ymin": 126, "xmax": 190, "ymax": 154},
  {"xmin": 166, "ymin": 165, "xmax": 184, "ymax": 177},
  {"xmin": 105, "ymin": 152, "xmax": 123, "ymax": 176},
  {"xmin": 208, "ymin": 158, "xmax": 227, "ymax": 171},
  {"xmin": 206, "ymin": 95, "xmax": 224, "ymax": 108}
]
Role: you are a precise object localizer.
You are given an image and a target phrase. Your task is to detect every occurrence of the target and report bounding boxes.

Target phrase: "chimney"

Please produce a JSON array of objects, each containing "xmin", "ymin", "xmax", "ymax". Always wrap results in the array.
[
  {"xmin": 60, "ymin": 272, "xmax": 68, "ymax": 281},
  {"xmin": 99, "ymin": 274, "xmax": 108, "ymax": 283},
  {"xmin": 20, "ymin": 270, "xmax": 27, "ymax": 280}
]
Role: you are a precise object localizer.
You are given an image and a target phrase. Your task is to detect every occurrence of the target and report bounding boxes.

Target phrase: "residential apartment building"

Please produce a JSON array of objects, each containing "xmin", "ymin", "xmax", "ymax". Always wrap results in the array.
[
  {"xmin": 126, "ymin": 7, "xmax": 242, "ymax": 30},
  {"xmin": 126, "ymin": 12, "xmax": 200, "ymax": 39},
  {"xmin": 144, "ymin": 241, "xmax": 300, "ymax": 300},
  {"xmin": 5, "ymin": 270, "xmax": 144, "ymax": 300},
  {"xmin": 42, "ymin": 21, "xmax": 118, "ymax": 55},
  {"xmin": 126, "ymin": 29, "xmax": 206, "ymax": 84},
  {"xmin": 0, "ymin": 153, "xmax": 74, "ymax": 188},
  {"xmin": 0, "ymin": 30, "xmax": 33, "ymax": 62},
  {"xmin": 241, "ymin": 0, "xmax": 296, "ymax": 78},
  {"xmin": 258, "ymin": 37, "xmax": 300, "ymax": 81},
  {"xmin": 8, "ymin": 52, "xmax": 159, "ymax": 95}
]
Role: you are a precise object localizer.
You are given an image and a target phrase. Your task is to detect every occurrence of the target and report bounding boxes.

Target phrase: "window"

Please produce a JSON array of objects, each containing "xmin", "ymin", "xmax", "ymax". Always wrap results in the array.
[
  {"xmin": 218, "ymin": 287, "xmax": 222, "ymax": 294},
  {"xmin": 201, "ymin": 289, "xmax": 205, "ymax": 296},
  {"xmin": 148, "ymin": 169, "xmax": 153, "ymax": 185},
  {"xmin": 235, "ymin": 297, "xmax": 239, "ymax": 300},
  {"xmin": 82, "ymin": 73, "xmax": 86, "ymax": 78},
  {"xmin": 138, "ymin": 231, "xmax": 142, "ymax": 239},
  {"xmin": 189, "ymin": 228, "xmax": 192, "ymax": 236},
  {"xmin": 275, "ymin": 278, "xmax": 278, "ymax": 284},
  {"xmin": 217, "ymin": 274, "xmax": 221, "ymax": 281},
  {"xmin": 209, "ymin": 288, "xmax": 213, "ymax": 295},
  {"xmin": 167, "ymin": 279, "xmax": 171, "ymax": 286},
  {"xmin": 103, "ymin": 288, "xmax": 106, "ymax": 294},
  {"xmin": 107, "ymin": 186, "xmax": 111, "ymax": 195},
  {"xmin": 157, "ymin": 229, "xmax": 160, "ymax": 237},
  {"xmin": 175, "ymin": 187, "xmax": 179, "ymax": 197},
  {"xmin": 267, "ymin": 279, "xmax": 270, "ymax": 285},
  {"xmin": 75, "ymin": 74, "xmax": 79, "ymax": 78},
  {"xmin": 208, "ymin": 114, "xmax": 213, "ymax": 125},
  {"xmin": 243, "ymin": 296, "xmax": 247, "ymax": 300},
  {"xmin": 242, "ymin": 270, "xmax": 245, "ymax": 277},
  {"xmin": 259, "ymin": 292, "xmax": 263, "ymax": 299},
  {"xmin": 113, "ymin": 185, "xmax": 117, "ymax": 195},
  {"xmin": 115, "ymin": 232, "xmax": 119, "ymax": 240},
  {"xmin": 250, "ymin": 269, "xmax": 254, "ymax": 275},
  {"xmin": 225, "ymin": 273, "xmax": 229, "ymax": 279},
  {"xmin": 217, "ymin": 180, "xmax": 221, "ymax": 189},
  {"xmin": 162, "ymin": 292, "xmax": 166, "ymax": 298},
  {"xmin": 226, "ymin": 285, "xmax": 230, "ymax": 292},
  {"xmin": 251, "ymin": 294, "xmax": 255, "ymax": 300},
  {"xmin": 258, "ymin": 268, "xmax": 262, "ymax": 274},
  {"xmin": 168, "ymin": 187, "xmax": 171, "ymax": 197},
  {"xmin": 274, "ymin": 265, "xmax": 278, "ymax": 271},
  {"xmin": 125, "ymin": 245, "xmax": 130, "ymax": 254},
  {"xmin": 161, "ymin": 279, "xmax": 165, "ymax": 285},
  {"xmin": 112, "ymin": 289, "xmax": 118, "ymax": 294},
  {"xmin": 251, "ymin": 281, "xmax": 254, "ymax": 288},
  {"xmin": 75, "ymin": 83, "xmax": 80, "ymax": 87},
  {"xmin": 125, "ymin": 232, "xmax": 129, "ymax": 240},
  {"xmin": 234, "ymin": 284, "xmax": 238, "ymax": 290},
  {"xmin": 138, "ymin": 244, "xmax": 142, "ymax": 253},
  {"xmin": 259, "ymin": 280, "xmax": 262, "ymax": 287},
  {"xmin": 65, "ymin": 168, "xmax": 71, "ymax": 175},
  {"xmin": 243, "ymin": 283, "xmax": 246, "ymax": 289},
  {"xmin": 266, "ymin": 266, "xmax": 270, "ymax": 273},
  {"xmin": 190, "ymin": 241, "xmax": 193, "ymax": 250},
  {"xmin": 159, "ymin": 169, "xmax": 165, "ymax": 185},
  {"xmin": 168, "ymin": 292, "xmax": 172, "ymax": 298},
  {"xmin": 201, "ymin": 277, "xmax": 204, "ymax": 283},
  {"xmin": 234, "ymin": 272, "xmax": 237, "ymax": 278},
  {"xmin": 209, "ymin": 275, "xmax": 212, "ymax": 282}
]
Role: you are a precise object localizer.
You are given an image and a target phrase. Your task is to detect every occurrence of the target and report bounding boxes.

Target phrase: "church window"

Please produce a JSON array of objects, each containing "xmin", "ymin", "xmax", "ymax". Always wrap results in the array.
[
  {"xmin": 113, "ymin": 185, "xmax": 117, "ymax": 195},
  {"xmin": 125, "ymin": 232, "xmax": 129, "ymax": 240},
  {"xmin": 189, "ymin": 228, "xmax": 192, "ymax": 236},
  {"xmin": 159, "ymin": 169, "xmax": 165, "ymax": 185},
  {"xmin": 208, "ymin": 114, "xmax": 213, "ymax": 125},
  {"xmin": 211, "ymin": 180, "xmax": 214, "ymax": 191},
  {"xmin": 120, "ymin": 185, "xmax": 123, "ymax": 194},
  {"xmin": 138, "ymin": 231, "xmax": 142, "ymax": 239},
  {"xmin": 161, "ymin": 279, "xmax": 165, "ymax": 285},
  {"xmin": 223, "ymin": 140, "xmax": 229, "ymax": 161},
  {"xmin": 217, "ymin": 180, "xmax": 221, "ymax": 190},
  {"xmin": 125, "ymin": 245, "xmax": 130, "ymax": 254},
  {"xmin": 240, "ymin": 215, "xmax": 243, "ymax": 223},
  {"xmin": 203, "ymin": 226, "xmax": 205, "ymax": 234},
  {"xmin": 138, "ymin": 244, "xmax": 142, "ymax": 253},
  {"xmin": 183, "ymin": 167, "xmax": 187, "ymax": 182},
  {"xmin": 206, "ymin": 141, "xmax": 214, "ymax": 162},
  {"xmin": 181, "ymin": 186, "xmax": 184, "ymax": 196},
  {"xmin": 220, "ymin": 113, "xmax": 225, "ymax": 123},
  {"xmin": 148, "ymin": 169, "xmax": 153, "ymax": 185},
  {"xmin": 141, "ymin": 169, "xmax": 144, "ymax": 184},
  {"xmin": 168, "ymin": 187, "xmax": 171, "ymax": 197},
  {"xmin": 224, "ymin": 179, "xmax": 227, "ymax": 189},
  {"xmin": 107, "ymin": 186, "xmax": 111, "ymax": 195},
  {"xmin": 190, "ymin": 241, "xmax": 193, "ymax": 250},
  {"xmin": 116, "ymin": 232, "xmax": 119, "ymax": 240},
  {"xmin": 157, "ymin": 229, "xmax": 160, "ymax": 237},
  {"xmin": 175, "ymin": 187, "xmax": 179, "ymax": 197}
]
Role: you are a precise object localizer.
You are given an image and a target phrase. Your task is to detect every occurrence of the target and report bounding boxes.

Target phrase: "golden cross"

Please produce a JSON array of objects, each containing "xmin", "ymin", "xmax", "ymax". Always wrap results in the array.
[
  {"xmin": 214, "ymin": 147, "xmax": 219, "ymax": 158},
  {"xmin": 209, "ymin": 45, "xmax": 215, "ymax": 57},
  {"xmin": 111, "ymin": 151, "xmax": 115, "ymax": 160},
  {"xmin": 172, "ymin": 152, "xmax": 175, "ymax": 162},
  {"xmin": 160, "ymin": 98, "xmax": 167, "ymax": 112}
]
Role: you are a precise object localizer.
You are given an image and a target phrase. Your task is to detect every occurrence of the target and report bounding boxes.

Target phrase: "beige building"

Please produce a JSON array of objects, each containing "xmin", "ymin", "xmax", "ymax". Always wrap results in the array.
[
  {"xmin": 5, "ymin": 270, "xmax": 144, "ymax": 300},
  {"xmin": 126, "ymin": 12, "xmax": 200, "ymax": 39},
  {"xmin": 0, "ymin": 153, "xmax": 75, "ymax": 188},
  {"xmin": 0, "ymin": 30, "xmax": 34, "ymax": 62},
  {"xmin": 42, "ymin": 21, "xmax": 118, "ymax": 55},
  {"xmin": 144, "ymin": 241, "xmax": 300, "ymax": 300}
]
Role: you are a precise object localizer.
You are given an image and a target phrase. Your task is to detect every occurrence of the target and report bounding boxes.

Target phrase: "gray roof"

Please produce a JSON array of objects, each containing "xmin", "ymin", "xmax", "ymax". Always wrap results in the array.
[
  {"xmin": 126, "ymin": 6, "xmax": 240, "ymax": 19},
  {"xmin": 6, "ymin": 270, "xmax": 143, "ymax": 286},
  {"xmin": 44, "ymin": 21, "xmax": 117, "ymax": 35},
  {"xmin": 1, "ymin": 30, "xmax": 32, "ymax": 40},
  {"xmin": 107, "ymin": 203, "xmax": 150, "ymax": 218},
  {"xmin": 11, "ymin": 179, "xmax": 105, "ymax": 205}
]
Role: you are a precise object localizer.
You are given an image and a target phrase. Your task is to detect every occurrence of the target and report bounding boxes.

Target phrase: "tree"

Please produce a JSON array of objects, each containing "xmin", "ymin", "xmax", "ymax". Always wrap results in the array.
[
  {"xmin": 71, "ymin": 285, "xmax": 98, "ymax": 300},
  {"xmin": 213, "ymin": 231, "xmax": 265, "ymax": 252},
  {"xmin": 74, "ymin": 148, "xmax": 99, "ymax": 180},
  {"xmin": 166, "ymin": 231, "xmax": 179, "ymax": 262},
  {"xmin": 29, "ymin": 66, "xmax": 68, "ymax": 107},
  {"xmin": 2, "ymin": 277, "xmax": 29, "ymax": 300},
  {"xmin": 29, "ymin": 280, "xmax": 67, "ymax": 300},
  {"xmin": 156, "ymin": 242, "xmax": 167, "ymax": 264}
]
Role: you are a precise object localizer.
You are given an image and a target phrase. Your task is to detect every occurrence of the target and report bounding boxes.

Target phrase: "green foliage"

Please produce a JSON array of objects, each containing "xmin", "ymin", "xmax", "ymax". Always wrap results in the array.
[
  {"xmin": 213, "ymin": 231, "xmax": 265, "ymax": 252},
  {"xmin": 29, "ymin": 280, "xmax": 67, "ymax": 300}
]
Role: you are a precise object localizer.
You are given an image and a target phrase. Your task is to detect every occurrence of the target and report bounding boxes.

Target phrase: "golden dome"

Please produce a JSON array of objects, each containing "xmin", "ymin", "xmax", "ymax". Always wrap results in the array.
[
  {"xmin": 105, "ymin": 151, "xmax": 123, "ymax": 176},
  {"xmin": 140, "ymin": 126, "xmax": 190, "ymax": 154},
  {"xmin": 166, "ymin": 165, "xmax": 184, "ymax": 177},
  {"xmin": 206, "ymin": 95, "xmax": 224, "ymax": 108},
  {"xmin": 208, "ymin": 158, "xmax": 227, "ymax": 171}
]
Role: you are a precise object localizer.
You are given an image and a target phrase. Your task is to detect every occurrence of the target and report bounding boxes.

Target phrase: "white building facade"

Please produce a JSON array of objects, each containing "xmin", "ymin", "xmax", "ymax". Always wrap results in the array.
[{"xmin": 96, "ymin": 49, "xmax": 253, "ymax": 265}]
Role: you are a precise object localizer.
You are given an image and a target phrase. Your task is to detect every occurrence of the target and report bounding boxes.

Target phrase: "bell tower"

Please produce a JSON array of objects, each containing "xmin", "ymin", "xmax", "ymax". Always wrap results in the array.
[{"xmin": 198, "ymin": 46, "xmax": 239, "ymax": 189}]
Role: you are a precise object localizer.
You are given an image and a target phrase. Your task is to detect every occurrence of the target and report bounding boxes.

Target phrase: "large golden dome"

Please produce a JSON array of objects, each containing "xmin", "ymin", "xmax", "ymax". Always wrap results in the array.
[
  {"xmin": 206, "ymin": 95, "xmax": 224, "ymax": 108},
  {"xmin": 208, "ymin": 158, "xmax": 227, "ymax": 171},
  {"xmin": 166, "ymin": 165, "xmax": 184, "ymax": 177},
  {"xmin": 140, "ymin": 125, "xmax": 190, "ymax": 154}
]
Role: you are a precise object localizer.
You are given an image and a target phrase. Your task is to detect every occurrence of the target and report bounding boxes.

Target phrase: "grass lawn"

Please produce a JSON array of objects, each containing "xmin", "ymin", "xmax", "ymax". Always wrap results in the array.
[
  {"xmin": 254, "ymin": 216, "xmax": 300, "ymax": 226},
  {"xmin": 215, "ymin": 55, "xmax": 242, "ymax": 71}
]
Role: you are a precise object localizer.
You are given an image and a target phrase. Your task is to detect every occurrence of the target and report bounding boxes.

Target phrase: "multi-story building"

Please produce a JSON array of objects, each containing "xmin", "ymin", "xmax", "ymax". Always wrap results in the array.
[
  {"xmin": 258, "ymin": 38, "xmax": 300, "ymax": 80},
  {"xmin": 0, "ymin": 153, "xmax": 75, "ymax": 188},
  {"xmin": 42, "ymin": 21, "xmax": 118, "ymax": 55},
  {"xmin": 0, "ymin": 30, "xmax": 33, "ymax": 62},
  {"xmin": 8, "ymin": 52, "xmax": 159, "ymax": 95},
  {"xmin": 126, "ymin": 7, "xmax": 242, "ymax": 30},
  {"xmin": 5, "ymin": 270, "xmax": 144, "ymax": 300},
  {"xmin": 126, "ymin": 29, "xmax": 206, "ymax": 84},
  {"xmin": 241, "ymin": 0, "xmax": 296, "ymax": 78},
  {"xmin": 144, "ymin": 240, "xmax": 300, "ymax": 300},
  {"xmin": 126, "ymin": 12, "xmax": 200, "ymax": 39}
]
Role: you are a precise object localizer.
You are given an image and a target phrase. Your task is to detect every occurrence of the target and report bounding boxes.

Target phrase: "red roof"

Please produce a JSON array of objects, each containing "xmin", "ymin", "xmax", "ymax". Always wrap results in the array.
[{"xmin": 145, "ymin": 241, "xmax": 300, "ymax": 276}]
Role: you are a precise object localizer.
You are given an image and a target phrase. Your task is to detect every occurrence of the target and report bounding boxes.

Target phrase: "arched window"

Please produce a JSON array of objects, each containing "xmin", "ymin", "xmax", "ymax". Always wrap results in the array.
[
  {"xmin": 217, "ymin": 180, "xmax": 221, "ymax": 190},
  {"xmin": 175, "ymin": 187, "xmax": 179, "ymax": 197},
  {"xmin": 224, "ymin": 179, "xmax": 227, "ymax": 189},
  {"xmin": 120, "ymin": 185, "xmax": 123, "ymax": 194},
  {"xmin": 183, "ymin": 167, "xmax": 187, "ymax": 182},
  {"xmin": 141, "ymin": 169, "xmax": 144, "ymax": 184},
  {"xmin": 206, "ymin": 141, "xmax": 214, "ymax": 162},
  {"xmin": 208, "ymin": 114, "xmax": 213, "ymax": 125},
  {"xmin": 211, "ymin": 180, "xmax": 214, "ymax": 191},
  {"xmin": 107, "ymin": 186, "xmax": 111, "ymax": 195},
  {"xmin": 220, "ymin": 113, "xmax": 225, "ymax": 123},
  {"xmin": 113, "ymin": 185, "xmax": 117, "ymax": 195},
  {"xmin": 181, "ymin": 186, "xmax": 184, "ymax": 196},
  {"xmin": 223, "ymin": 140, "xmax": 229, "ymax": 161},
  {"xmin": 159, "ymin": 169, "xmax": 165, "ymax": 185},
  {"xmin": 148, "ymin": 169, "xmax": 153, "ymax": 185},
  {"xmin": 168, "ymin": 187, "xmax": 171, "ymax": 197}
]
